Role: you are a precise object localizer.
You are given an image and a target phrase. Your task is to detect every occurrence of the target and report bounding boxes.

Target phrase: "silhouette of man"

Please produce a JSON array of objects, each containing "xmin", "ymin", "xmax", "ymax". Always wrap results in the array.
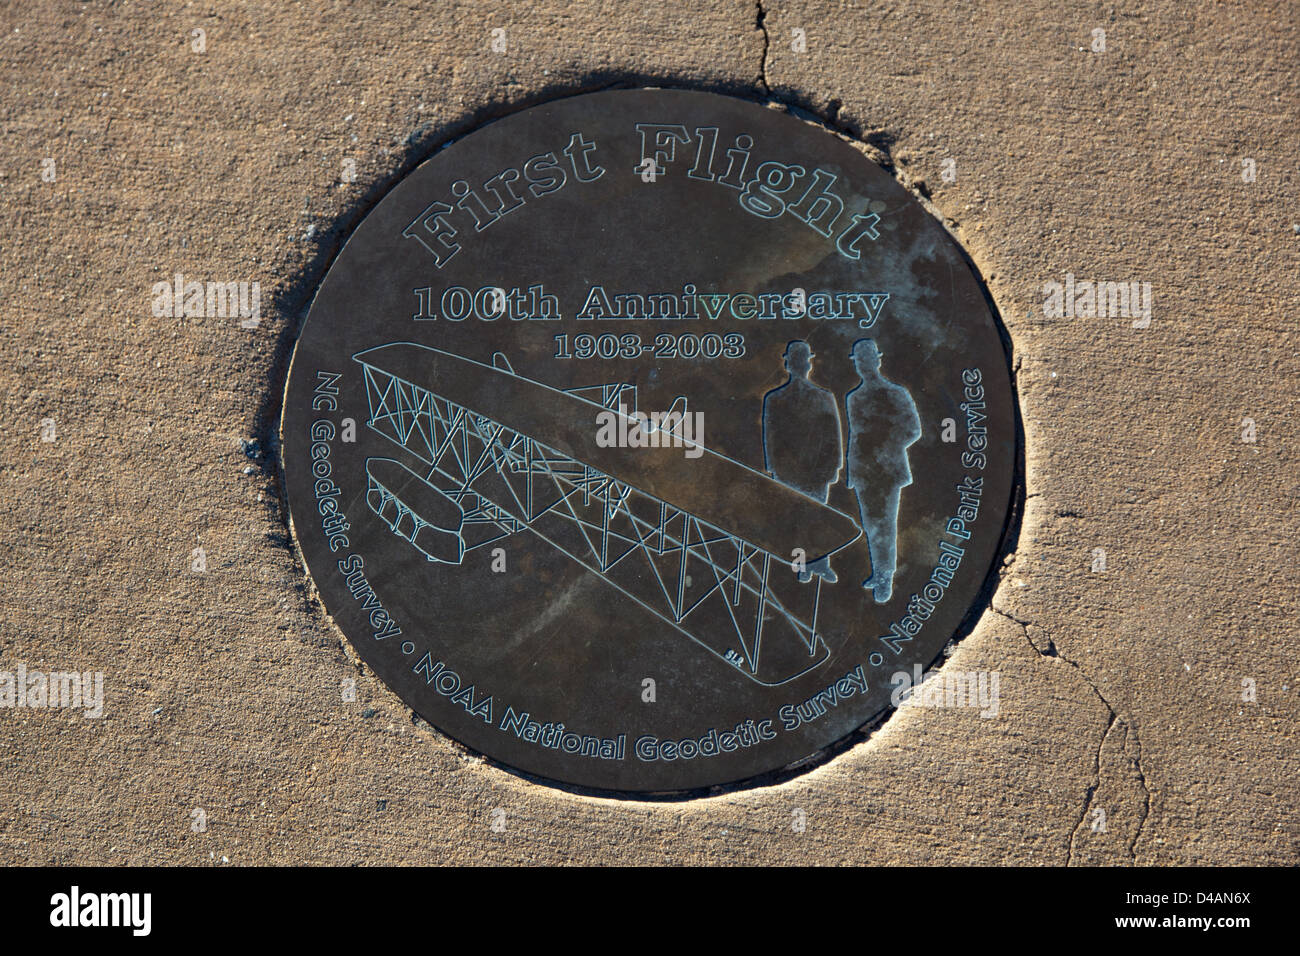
[
  {"xmin": 845, "ymin": 339, "xmax": 921, "ymax": 603},
  {"xmin": 762, "ymin": 341, "xmax": 842, "ymax": 583}
]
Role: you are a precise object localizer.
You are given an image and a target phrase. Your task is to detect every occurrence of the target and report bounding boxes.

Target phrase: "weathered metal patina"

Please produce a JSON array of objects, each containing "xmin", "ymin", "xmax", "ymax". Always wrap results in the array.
[{"xmin": 281, "ymin": 89, "xmax": 1016, "ymax": 792}]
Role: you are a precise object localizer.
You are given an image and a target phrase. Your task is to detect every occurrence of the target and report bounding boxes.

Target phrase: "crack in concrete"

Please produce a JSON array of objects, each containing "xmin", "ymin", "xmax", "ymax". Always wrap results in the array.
[
  {"xmin": 1066, "ymin": 709, "xmax": 1116, "ymax": 865},
  {"xmin": 990, "ymin": 604, "xmax": 1154, "ymax": 863},
  {"xmin": 755, "ymin": 2, "xmax": 772, "ymax": 95},
  {"xmin": 1127, "ymin": 723, "xmax": 1153, "ymax": 858}
]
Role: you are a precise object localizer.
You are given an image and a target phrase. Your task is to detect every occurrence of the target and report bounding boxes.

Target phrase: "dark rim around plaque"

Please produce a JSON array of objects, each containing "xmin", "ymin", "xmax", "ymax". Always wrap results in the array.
[{"xmin": 280, "ymin": 89, "xmax": 1019, "ymax": 795}]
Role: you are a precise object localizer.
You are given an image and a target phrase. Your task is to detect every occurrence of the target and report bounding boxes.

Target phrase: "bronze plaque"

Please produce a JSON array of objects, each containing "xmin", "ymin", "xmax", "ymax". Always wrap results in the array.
[{"xmin": 280, "ymin": 89, "xmax": 1016, "ymax": 792}]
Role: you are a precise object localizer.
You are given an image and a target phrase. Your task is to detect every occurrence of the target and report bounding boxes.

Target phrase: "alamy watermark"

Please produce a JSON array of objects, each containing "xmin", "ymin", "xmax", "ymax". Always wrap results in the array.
[
  {"xmin": 50, "ymin": 886, "xmax": 150, "ymax": 936},
  {"xmin": 0, "ymin": 664, "xmax": 103, "ymax": 718},
  {"xmin": 890, "ymin": 663, "xmax": 999, "ymax": 718},
  {"xmin": 151, "ymin": 273, "xmax": 261, "ymax": 327},
  {"xmin": 1041, "ymin": 273, "xmax": 1152, "ymax": 327},
  {"xmin": 595, "ymin": 406, "xmax": 705, "ymax": 459}
]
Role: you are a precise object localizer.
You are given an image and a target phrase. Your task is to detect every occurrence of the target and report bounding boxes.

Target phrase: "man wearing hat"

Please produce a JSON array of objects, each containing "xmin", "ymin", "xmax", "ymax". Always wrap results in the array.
[
  {"xmin": 845, "ymin": 338, "xmax": 922, "ymax": 603},
  {"xmin": 762, "ymin": 340, "xmax": 843, "ymax": 582}
]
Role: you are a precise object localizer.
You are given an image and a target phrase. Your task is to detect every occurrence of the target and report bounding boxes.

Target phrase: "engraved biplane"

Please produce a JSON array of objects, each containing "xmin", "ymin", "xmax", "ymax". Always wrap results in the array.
[{"xmin": 353, "ymin": 343, "xmax": 862, "ymax": 686}]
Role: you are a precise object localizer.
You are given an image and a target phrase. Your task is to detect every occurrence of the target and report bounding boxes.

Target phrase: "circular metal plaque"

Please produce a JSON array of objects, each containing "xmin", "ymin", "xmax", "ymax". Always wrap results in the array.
[{"xmin": 281, "ymin": 89, "xmax": 1016, "ymax": 793}]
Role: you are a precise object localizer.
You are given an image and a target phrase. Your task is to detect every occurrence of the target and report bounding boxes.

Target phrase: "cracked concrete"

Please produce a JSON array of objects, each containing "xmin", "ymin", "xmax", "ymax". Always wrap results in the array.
[
  {"xmin": 1, "ymin": 1, "xmax": 1296, "ymax": 864},
  {"xmin": 991, "ymin": 601, "xmax": 1154, "ymax": 864}
]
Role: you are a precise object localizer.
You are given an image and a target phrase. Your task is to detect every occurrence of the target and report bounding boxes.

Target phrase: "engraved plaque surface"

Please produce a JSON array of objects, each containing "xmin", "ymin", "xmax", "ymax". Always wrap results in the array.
[{"xmin": 281, "ymin": 89, "xmax": 1016, "ymax": 793}]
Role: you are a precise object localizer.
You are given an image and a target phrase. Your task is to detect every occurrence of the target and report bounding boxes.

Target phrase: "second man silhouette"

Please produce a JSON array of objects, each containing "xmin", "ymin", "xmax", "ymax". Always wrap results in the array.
[{"xmin": 845, "ymin": 338, "xmax": 921, "ymax": 604}]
